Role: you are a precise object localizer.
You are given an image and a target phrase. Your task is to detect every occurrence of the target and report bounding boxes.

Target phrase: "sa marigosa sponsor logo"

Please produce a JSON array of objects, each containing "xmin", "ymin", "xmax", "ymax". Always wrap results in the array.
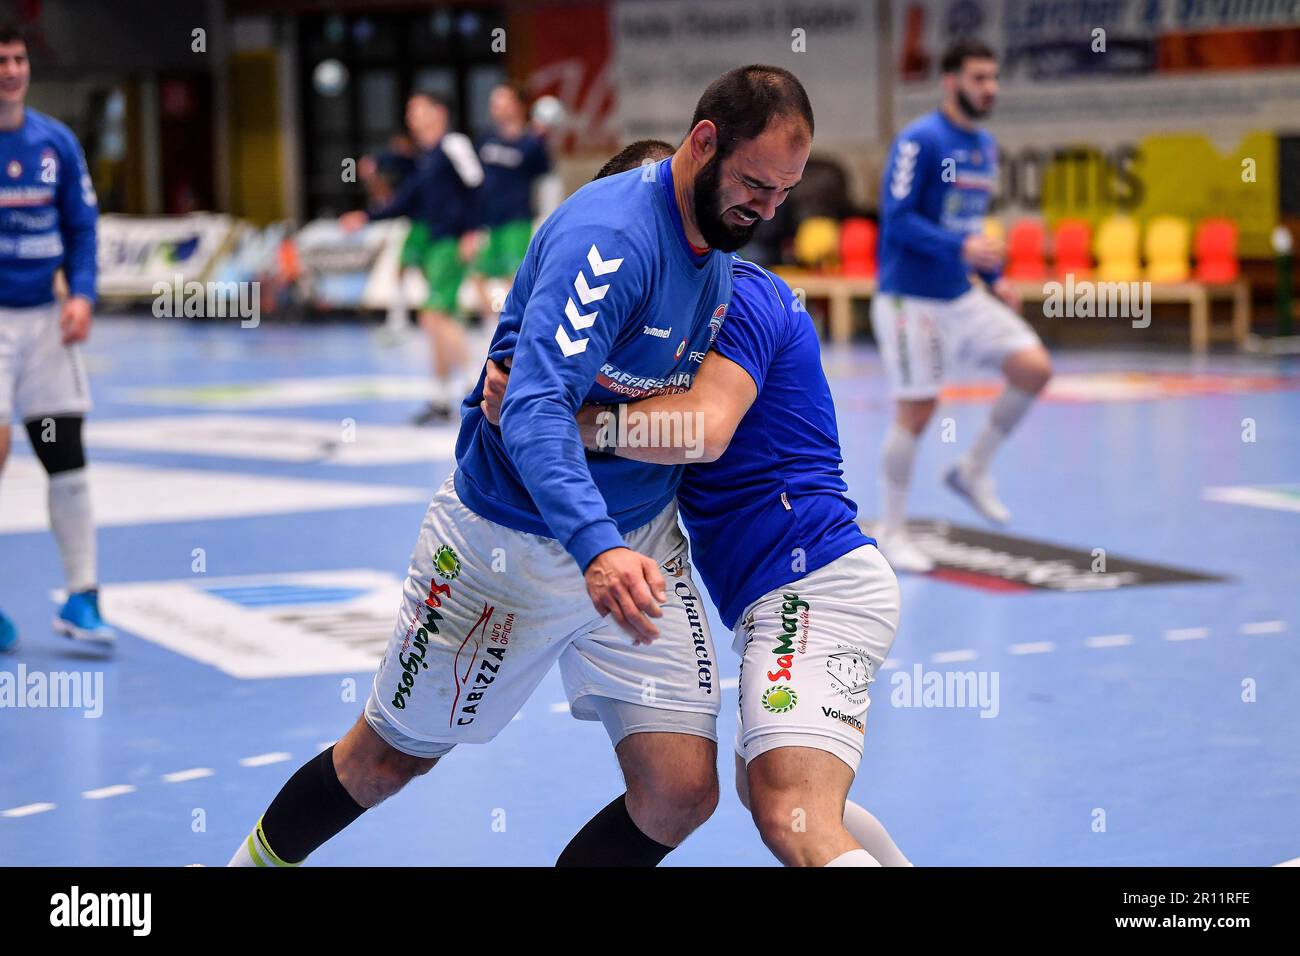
[
  {"xmin": 389, "ymin": 579, "xmax": 451, "ymax": 711},
  {"xmin": 768, "ymin": 593, "xmax": 810, "ymax": 682}
]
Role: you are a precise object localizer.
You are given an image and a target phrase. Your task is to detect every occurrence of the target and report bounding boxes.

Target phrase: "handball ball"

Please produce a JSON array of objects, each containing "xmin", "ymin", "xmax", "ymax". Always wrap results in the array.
[
  {"xmin": 313, "ymin": 59, "xmax": 349, "ymax": 97},
  {"xmin": 531, "ymin": 95, "xmax": 567, "ymax": 129}
]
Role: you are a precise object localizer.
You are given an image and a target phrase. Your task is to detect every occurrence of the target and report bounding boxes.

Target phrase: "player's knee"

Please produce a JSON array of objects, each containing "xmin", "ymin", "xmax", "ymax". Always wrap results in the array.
[
  {"xmin": 898, "ymin": 400, "xmax": 936, "ymax": 435},
  {"xmin": 749, "ymin": 792, "xmax": 831, "ymax": 866},
  {"xmin": 633, "ymin": 761, "xmax": 718, "ymax": 831},
  {"xmin": 1007, "ymin": 348, "xmax": 1052, "ymax": 394},
  {"xmin": 338, "ymin": 742, "xmax": 437, "ymax": 807}
]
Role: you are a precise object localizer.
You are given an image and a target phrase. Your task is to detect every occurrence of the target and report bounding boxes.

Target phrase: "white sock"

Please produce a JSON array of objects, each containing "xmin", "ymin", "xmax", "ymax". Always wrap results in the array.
[
  {"xmin": 879, "ymin": 423, "xmax": 918, "ymax": 537},
  {"xmin": 960, "ymin": 385, "xmax": 1036, "ymax": 477},
  {"xmin": 825, "ymin": 848, "xmax": 882, "ymax": 867},
  {"xmin": 48, "ymin": 468, "xmax": 96, "ymax": 593},
  {"xmin": 843, "ymin": 801, "xmax": 912, "ymax": 866}
]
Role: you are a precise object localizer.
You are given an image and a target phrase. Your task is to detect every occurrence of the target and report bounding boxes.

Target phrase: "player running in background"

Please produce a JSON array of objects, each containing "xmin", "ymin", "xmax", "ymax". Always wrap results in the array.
[
  {"xmin": 467, "ymin": 83, "xmax": 551, "ymax": 323},
  {"xmin": 0, "ymin": 24, "xmax": 111, "ymax": 651},
  {"xmin": 227, "ymin": 66, "xmax": 811, "ymax": 869},
  {"xmin": 871, "ymin": 38, "xmax": 1053, "ymax": 572},
  {"xmin": 483, "ymin": 140, "xmax": 910, "ymax": 867},
  {"xmin": 342, "ymin": 91, "xmax": 484, "ymax": 424}
]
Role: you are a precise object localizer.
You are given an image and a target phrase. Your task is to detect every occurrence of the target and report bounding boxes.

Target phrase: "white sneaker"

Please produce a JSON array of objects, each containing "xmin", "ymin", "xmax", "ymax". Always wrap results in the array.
[
  {"xmin": 944, "ymin": 464, "xmax": 1011, "ymax": 525},
  {"xmin": 874, "ymin": 528, "xmax": 935, "ymax": 574}
]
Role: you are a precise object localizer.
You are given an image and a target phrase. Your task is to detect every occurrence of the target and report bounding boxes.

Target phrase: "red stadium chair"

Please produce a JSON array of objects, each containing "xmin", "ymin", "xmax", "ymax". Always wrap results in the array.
[
  {"xmin": 1004, "ymin": 218, "xmax": 1047, "ymax": 280},
  {"xmin": 1053, "ymin": 218, "xmax": 1093, "ymax": 278},
  {"xmin": 1194, "ymin": 218, "xmax": 1240, "ymax": 283},
  {"xmin": 840, "ymin": 217, "xmax": 877, "ymax": 277}
]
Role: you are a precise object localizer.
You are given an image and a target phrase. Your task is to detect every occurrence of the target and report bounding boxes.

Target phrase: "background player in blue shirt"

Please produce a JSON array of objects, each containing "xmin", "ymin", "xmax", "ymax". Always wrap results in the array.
[
  {"xmin": 871, "ymin": 39, "xmax": 1053, "ymax": 572},
  {"xmin": 342, "ymin": 92, "xmax": 485, "ymax": 424},
  {"xmin": 482, "ymin": 140, "xmax": 912, "ymax": 868},
  {"xmin": 467, "ymin": 83, "xmax": 551, "ymax": 322},
  {"xmin": 0, "ymin": 25, "xmax": 112, "ymax": 652},
  {"xmin": 229, "ymin": 66, "xmax": 814, "ymax": 870}
]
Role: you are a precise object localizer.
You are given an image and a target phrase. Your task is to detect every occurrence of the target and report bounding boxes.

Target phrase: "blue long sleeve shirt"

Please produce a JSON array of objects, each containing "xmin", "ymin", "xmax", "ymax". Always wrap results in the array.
[
  {"xmin": 0, "ymin": 108, "xmax": 98, "ymax": 308},
  {"xmin": 477, "ymin": 129, "xmax": 550, "ymax": 227},
  {"xmin": 878, "ymin": 109, "xmax": 1000, "ymax": 300},
  {"xmin": 454, "ymin": 157, "xmax": 731, "ymax": 571}
]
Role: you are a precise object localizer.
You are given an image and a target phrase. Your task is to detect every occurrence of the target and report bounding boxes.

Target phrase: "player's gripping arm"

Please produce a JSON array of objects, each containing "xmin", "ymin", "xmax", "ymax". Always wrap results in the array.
[
  {"xmin": 57, "ymin": 132, "xmax": 98, "ymax": 344},
  {"xmin": 498, "ymin": 226, "xmax": 667, "ymax": 641},
  {"xmin": 482, "ymin": 351, "xmax": 754, "ymax": 464}
]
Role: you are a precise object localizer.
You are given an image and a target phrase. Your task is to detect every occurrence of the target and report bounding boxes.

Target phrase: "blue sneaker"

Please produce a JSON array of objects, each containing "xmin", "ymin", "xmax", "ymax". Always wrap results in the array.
[
  {"xmin": 54, "ymin": 589, "xmax": 117, "ymax": 647},
  {"xmin": 0, "ymin": 610, "xmax": 17, "ymax": 653}
]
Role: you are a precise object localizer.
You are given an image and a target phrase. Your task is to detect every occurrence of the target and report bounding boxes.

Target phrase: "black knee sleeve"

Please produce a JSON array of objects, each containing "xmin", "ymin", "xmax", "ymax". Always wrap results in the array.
[
  {"xmin": 25, "ymin": 415, "xmax": 86, "ymax": 474},
  {"xmin": 261, "ymin": 746, "xmax": 366, "ymax": 864}
]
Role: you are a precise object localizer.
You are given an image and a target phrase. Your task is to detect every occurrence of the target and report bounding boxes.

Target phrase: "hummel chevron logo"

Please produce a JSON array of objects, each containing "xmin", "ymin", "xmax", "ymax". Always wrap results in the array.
[
  {"xmin": 566, "ymin": 297, "xmax": 597, "ymax": 330},
  {"xmin": 555, "ymin": 326, "xmax": 588, "ymax": 356},
  {"xmin": 890, "ymin": 140, "xmax": 919, "ymax": 200},
  {"xmin": 554, "ymin": 243, "xmax": 624, "ymax": 358},
  {"xmin": 588, "ymin": 244, "xmax": 623, "ymax": 276}
]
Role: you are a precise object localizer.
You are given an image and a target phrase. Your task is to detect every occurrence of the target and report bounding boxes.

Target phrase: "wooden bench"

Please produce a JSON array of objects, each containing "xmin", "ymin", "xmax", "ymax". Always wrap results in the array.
[{"xmin": 773, "ymin": 269, "xmax": 1251, "ymax": 353}]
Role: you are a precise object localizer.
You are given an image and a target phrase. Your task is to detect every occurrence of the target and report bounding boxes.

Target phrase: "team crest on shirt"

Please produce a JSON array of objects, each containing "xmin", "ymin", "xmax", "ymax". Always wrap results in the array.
[
  {"xmin": 707, "ymin": 303, "xmax": 727, "ymax": 345},
  {"xmin": 762, "ymin": 685, "xmax": 798, "ymax": 714},
  {"xmin": 5, "ymin": 160, "xmax": 20, "ymax": 178},
  {"xmin": 674, "ymin": 337, "xmax": 687, "ymax": 360}
]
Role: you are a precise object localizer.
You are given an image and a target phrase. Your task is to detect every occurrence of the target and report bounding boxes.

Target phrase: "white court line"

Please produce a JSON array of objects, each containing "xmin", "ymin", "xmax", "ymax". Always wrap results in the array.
[
  {"xmin": 548, "ymin": 702, "xmax": 569, "ymax": 714},
  {"xmin": 2, "ymin": 802, "xmax": 56, "ymax": 818},
  {"xmin": 82, "ymin": 784, "xmax": 136, "ymax": 800},
  {"xmin": 161, "ymin": 768, "xmax": 214, "ymax": 784},
  {"xmin": 1010, "ymin": 641, "xmax": 1055, "ymax": 655},
  {"xmin": 316, "ymin": 741, "xmax": 336, "ymax": 752},
  {"xmin": 1164, "ymin": 627, "xmax": 1210, "ymax": 642},
  {"xmin": 239, "ymin": 752, "xmax": 292, "ymax": 768},
  {"xmin": 931, "ymin": 649, "xmax": 977, "ymax": 664},
  {"xmin": 1085, "ymin": 634, "xmax": 1133, "ymax": 648},
  {"xmin": 1241, "ymin": 620, "xmax": 1286, "ymax": 635},
  {"xmin": 720, "ymin": 677, "xmax": 739, "ymax": 690},
  {"xmin": 878, "ymin": 659, "xmax": 901, "ymax": 671},
  {"xmin": 1276, "ymin": 857, "xmax": 1300, "ymax": 867}
]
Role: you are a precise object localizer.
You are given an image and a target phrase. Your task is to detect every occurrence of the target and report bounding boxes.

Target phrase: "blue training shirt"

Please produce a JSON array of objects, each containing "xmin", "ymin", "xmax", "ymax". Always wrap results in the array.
[
  {"xmin": 877, "ymin": 109, "xmax": 999, "ymax": 300},
  {"xmin": 0, "ymin": 108, "xmax": 98, "ymax": 308},
  {"xmin": 477, "ymin": 130, "xmax": 550, "ymax": 227},
  {"xmin": 455, "ymin": 157, "xmax": 731, "ymax": 571},
  {"xmin": 677, "ymin": 258, "xmax": 874, "ymax": 629}
]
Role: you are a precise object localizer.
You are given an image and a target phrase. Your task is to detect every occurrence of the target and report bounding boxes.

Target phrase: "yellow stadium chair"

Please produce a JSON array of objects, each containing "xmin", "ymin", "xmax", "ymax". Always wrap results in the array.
[
  {"xmin": 983, "ymin": 217, "xmax": 1005, "ymax": 243},
  {"xmin": 1094, "ymin": 215, "xmax": 1142, "ymax": 283},
  {"xmin": 793, "ymin": 216, "xmax": 840, "ymax": 271},
  {"xmin": 1145, "ymin": 215, "xmax": 1191, "ymax": 283}
]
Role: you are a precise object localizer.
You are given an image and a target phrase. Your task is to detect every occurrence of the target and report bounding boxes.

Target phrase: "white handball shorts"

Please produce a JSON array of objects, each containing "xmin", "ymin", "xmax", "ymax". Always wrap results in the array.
[
  {"xmin": 0, "ymin": 302, "xmax": 92, "ymax": 422},
  {"xmin": 365, "ymin": 473, "xmax": 719, "ymax": 758},
  {"xmin": 870, "ymin": 284, "xmax": 1041, "ymax": 400},
  {"xmin": 734, "ymin": 544, "xmax": 900, "ymax": 774}
]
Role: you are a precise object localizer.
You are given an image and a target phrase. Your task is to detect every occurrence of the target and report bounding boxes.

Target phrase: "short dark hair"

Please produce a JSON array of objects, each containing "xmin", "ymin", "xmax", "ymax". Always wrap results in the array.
[
  {"xmin": 941, "ymin": 38, "xmax": 996, "ymax": 74},
  {"xmin": 689, "ymin": 65, "xmax": 813, "ymax": 159},
  {"xmin": 409, "ymin": 89, "xmax": 449, "ymax": 111},
  {"xmin": 594, "ymin": 139, "xmax": 675, "ymax": 181},
  {"xmin": 0, "ymin": 23, "xmax": 29, "ymax": 47}
]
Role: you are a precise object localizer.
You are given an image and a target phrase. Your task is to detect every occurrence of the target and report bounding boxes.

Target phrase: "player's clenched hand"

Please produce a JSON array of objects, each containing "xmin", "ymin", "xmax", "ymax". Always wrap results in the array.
[
  {"xmin": 60, "ymin": 296, "xmax": 92, "ymax": 345},
  {"xmin": 992, "ymin": 277, "xmax": 1022, "ymax": 311},
  {"xmin": 961, "ymin": 233, "xmax": 1005, "ymax": 273},
  {"xmin": 479, "ymin": 358, "xmax": 510, "ymax": 425},
  {"xmin": 584, "ymin": 547, "xmax": 667, "ymax": 644}
]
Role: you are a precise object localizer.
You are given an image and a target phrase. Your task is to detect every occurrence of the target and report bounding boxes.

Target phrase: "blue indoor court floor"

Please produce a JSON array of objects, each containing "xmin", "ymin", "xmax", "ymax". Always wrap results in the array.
[{"xmin": 1, "ymin": 316, "xmax": 1297, "ymax": 867}]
